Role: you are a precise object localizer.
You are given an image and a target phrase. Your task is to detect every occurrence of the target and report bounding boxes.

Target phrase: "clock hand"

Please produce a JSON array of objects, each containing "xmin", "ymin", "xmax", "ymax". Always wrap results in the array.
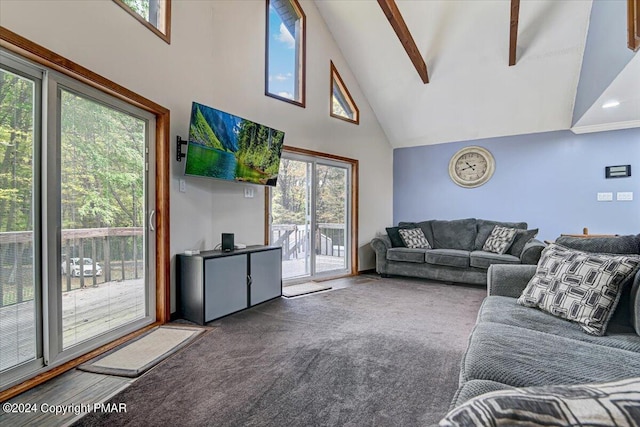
[{"xmin": 464, "ymin": 161, "xmax": 476, "ymax": 171}]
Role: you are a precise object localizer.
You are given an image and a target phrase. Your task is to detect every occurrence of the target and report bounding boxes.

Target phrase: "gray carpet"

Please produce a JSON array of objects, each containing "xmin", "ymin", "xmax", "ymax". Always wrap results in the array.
[{"xmin": 74, "ymin": 276, "xmax": 485, "ymax": 427}]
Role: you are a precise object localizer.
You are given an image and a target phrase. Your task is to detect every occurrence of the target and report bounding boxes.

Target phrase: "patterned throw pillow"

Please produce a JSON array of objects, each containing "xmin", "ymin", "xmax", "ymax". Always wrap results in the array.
[
  {"xmin": 517, "ymin": 243, "xmax": 640, "ymax": 336},
  {"xmin": 398, "ymin": 228, "xmax": 431, "ymax": 249},
  {"xmin": 440, "ymin": 377, "xmax": 640, "ymax": 427},
  {"xmin": 482, "ymin": 226, "xmax": 518, "ymax": 254}
]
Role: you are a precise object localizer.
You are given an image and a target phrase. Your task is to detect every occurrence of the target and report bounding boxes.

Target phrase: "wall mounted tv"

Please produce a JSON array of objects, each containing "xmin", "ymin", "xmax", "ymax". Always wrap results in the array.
[{"xmin": 184, "ymin": 102, "xmax": 285, "ymax": 186}]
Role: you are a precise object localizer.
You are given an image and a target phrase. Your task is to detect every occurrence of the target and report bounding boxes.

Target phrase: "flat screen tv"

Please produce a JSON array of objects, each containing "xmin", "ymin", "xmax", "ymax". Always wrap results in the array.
[{"xmin": 184, "ymin": 102, "xmax": 285, "ymax": 186}]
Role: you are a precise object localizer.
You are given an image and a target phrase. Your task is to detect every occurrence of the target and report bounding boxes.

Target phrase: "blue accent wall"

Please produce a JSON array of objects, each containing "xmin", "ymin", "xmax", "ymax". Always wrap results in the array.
[
  {"xmin": 393, "ymin": 128, "xmax": 640, "ymax": 241},
  {"xmin": 573, "ymin": 0, "xmax": 635, "ymax": 124}
]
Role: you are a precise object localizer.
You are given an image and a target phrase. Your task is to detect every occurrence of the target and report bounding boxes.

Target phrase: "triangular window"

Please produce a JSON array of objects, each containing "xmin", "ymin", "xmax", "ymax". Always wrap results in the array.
[{"xmin": 330, "ymin": 62, "xmax": 359, "ymax": 125}]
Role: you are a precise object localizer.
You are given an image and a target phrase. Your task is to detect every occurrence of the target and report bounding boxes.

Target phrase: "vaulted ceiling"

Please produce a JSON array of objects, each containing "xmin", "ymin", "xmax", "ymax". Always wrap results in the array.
[{"xmin": 315, "ymin": 0, "xmax": 639, "ymax": 148}]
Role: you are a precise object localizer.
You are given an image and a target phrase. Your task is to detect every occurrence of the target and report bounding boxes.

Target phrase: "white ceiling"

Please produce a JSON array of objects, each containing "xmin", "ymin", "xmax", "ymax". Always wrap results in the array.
[
  {"xmin": 572, "ymin": 52, "xmax": 640, "ymax": 133},
  {"xmin": 315, "ymin": 0, "xmax": 637, "ymax": 148}
]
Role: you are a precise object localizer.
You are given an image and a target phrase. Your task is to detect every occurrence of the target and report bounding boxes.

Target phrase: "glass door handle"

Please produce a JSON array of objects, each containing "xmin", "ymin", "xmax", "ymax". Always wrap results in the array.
[{"xmin": 149, "ymin": 209, "xmax": 156, "ymax": 231}]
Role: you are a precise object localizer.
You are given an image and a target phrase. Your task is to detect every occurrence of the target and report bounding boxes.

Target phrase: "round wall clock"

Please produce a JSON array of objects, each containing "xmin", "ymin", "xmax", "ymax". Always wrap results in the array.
[{"xmin": 448, "ymin": 146, "xmax": 495, "ymax": 188}]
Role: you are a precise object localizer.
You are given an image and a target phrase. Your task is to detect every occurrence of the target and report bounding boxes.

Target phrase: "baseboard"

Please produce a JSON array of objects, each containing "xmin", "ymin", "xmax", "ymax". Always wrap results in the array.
[{"xmin": 357, "ymin": 268, "xmax": 376, "ymax": 275}]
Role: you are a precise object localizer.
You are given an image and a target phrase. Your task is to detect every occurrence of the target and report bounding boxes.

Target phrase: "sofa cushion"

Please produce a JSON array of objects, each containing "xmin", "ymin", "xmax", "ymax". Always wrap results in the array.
[
  {"xmin": 461, "ymin": 322, "xmax": 640, "ymax": 388},
  {"xmin": 517, "ymin": 244, "xmax": 640, "ymax": 336},
  {"xmin": 431, "ymin": 218, "xmax": 477, "ymax": 250},
  {"xmin": 470, "ymin": 251, "xmax": 520, "ymax": 270},
  {"xmin": 399, "ymin": 220, "xmax": 435, "ymax": 248},
  {"xmin": 506, "ymin": 228, "xmax": 539, "ymax": 257},
  {"xmin": 555, "ymin": 234, "xmax": 640, "ymax": 255},
  {"xmin": 386, "ymin": 247, "xmax": 426, "ymax": 263},
  {"xmin": 441, "ymin": 377, "xmax": 640, "ymax": 427},
  {"xmin": 479, "ymin": 296, "xmax": 640, "ymax": 351},
  {"xmin": 475, "ymin": 219, "xmax": 527, "ymax": 250},
  {"xmin": 398, "ymin": 228, "xmax": 431, "ymax": 249},
  {"xmin": 482, "ymin": 226, "xmax": 518, "ymax": 254},
  {"xmin": 425, "ymin": 249, "xmax": 470, "ymax": 268}
]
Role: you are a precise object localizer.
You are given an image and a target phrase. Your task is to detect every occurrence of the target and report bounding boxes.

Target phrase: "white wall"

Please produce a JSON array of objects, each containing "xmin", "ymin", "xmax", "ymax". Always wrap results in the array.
[{"xmin": 0, "ymin": 0, "xmax": 394, "ymax": 312}]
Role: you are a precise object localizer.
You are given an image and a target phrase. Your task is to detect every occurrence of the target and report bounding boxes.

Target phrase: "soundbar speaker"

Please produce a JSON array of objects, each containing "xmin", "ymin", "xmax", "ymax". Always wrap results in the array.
[{"xmin": 221, "ymin": 233, "xmax": 234, "ymax": 252}]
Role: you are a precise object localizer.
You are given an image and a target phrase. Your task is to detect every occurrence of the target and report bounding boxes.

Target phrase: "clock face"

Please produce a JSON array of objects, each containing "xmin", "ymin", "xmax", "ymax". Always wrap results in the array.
[{"xmin": 448, "ymin": 146, "xmax": 495, "ymax": 188}]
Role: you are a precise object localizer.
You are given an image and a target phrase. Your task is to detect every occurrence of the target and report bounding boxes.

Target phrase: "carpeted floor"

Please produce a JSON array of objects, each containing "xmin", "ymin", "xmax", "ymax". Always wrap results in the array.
[{"xmin": 75, "ymin": 275, "xmax": 486, "ymax": 427}]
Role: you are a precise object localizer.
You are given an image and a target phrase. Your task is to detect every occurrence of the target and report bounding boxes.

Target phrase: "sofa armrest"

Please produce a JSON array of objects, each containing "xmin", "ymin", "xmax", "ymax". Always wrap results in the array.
[
  {"xmin": 520, "ymin": 239, "xmax": 545, "ymax": 265},
  {"xmin": 371, "ymin": 235, "xmax": 391, "ymax": 254},
  {"xmin": 487, "ymin": 264, "xmax": 537, "ymax": 298}
]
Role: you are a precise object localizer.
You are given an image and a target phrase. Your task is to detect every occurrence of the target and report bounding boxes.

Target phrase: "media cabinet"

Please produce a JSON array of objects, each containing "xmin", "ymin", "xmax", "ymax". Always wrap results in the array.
[{"xmin": 177, "ymin": 246, "xmax": 282, "ymax": 325}]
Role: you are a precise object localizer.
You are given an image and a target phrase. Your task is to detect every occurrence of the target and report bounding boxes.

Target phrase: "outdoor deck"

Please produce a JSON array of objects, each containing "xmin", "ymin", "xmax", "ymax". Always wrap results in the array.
[
  {"xmin": 282, "ymin": 254, "xmax": 347, "ymax": 280},
  {"xmin": 1, "ymin": 279, "xmax": 144, "ymax": 371}
]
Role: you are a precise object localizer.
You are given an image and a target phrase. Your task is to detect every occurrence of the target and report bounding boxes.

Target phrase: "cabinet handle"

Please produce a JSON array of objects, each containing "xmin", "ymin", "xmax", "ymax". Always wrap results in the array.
[{"xmin": 247, "ymin": 275, "xmax": 252, "ymax": 286}]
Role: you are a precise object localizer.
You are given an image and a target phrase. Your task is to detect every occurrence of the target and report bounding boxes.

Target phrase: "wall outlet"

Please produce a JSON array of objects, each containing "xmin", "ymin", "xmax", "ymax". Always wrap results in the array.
[
  {"xmin": 617, "ymin": 191, "xmax": 633, "ymax": 201},
  {"xmin": 597, "ymin": 192, "xmax": 613, "ymax": 201},
  {"xmin": 244, "ymin": 186, "xmax": 254, "ymax": 198},
  {"xmin": 179, "ymin": 179, "xmax": 186, "ymax": 193}
]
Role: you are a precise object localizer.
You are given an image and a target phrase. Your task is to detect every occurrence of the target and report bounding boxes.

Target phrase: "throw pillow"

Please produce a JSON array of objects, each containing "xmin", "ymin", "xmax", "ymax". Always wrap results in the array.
[
  {"xmin": 440, "ymin": 377, "xmax": 640, "ymax": 427},
  {"xmin": 482, "ymin": 226, "xmax": 518, "ymax": 255},
  {"xmin": 517, "ymin": 243, "xmax": 640, "ymax": 336},
  {"xmin": 507, "ymin": 228, "xmax": 539, "ymax": 257},
  {"xmin": 398, "ymin": 228, "xmax": 431, "ymax": 249},
  {"xmin": 385, "ymin": 227, "xmax": 406, "ymax": 248}
]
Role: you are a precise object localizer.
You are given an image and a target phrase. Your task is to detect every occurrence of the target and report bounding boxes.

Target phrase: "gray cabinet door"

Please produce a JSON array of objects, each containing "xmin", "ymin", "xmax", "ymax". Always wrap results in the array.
[
  {"xmin": 204, "ymin": 254, "xmax": 247, "ymax": 322},
  {"xmin": 250, "ymin": 249, "xmax": 282, "ymax": 305}
]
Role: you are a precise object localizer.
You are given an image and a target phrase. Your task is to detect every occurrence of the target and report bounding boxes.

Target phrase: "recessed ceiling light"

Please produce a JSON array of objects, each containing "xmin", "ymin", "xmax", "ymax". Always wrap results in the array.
[{"xmin": 602, "ymin": 100, "xmax": 620, "ymax": 109}]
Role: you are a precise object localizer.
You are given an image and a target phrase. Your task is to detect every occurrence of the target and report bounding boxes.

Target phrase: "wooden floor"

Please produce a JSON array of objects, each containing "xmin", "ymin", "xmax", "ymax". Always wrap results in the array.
[
  {"xmin": 0, "ymin": 369, "xmax": 132, "ymax": 426},
  {"xmin": 1, "ymin": 279, "xmax": 145, "ymax": 372}
]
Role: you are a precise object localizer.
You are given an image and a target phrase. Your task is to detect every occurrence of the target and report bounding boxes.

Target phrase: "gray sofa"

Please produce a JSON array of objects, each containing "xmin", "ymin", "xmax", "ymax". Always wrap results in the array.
[
  {"xmin": 450, "ymin": 234, "xmax": 640, "ymax": 409},
  {"xmin": 370, "ymin": 218, "xmax": 545, "ymax": 286}
]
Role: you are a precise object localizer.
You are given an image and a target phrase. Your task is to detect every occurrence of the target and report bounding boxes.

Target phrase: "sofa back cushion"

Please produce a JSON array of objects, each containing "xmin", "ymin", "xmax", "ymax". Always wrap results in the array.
[
  {"xmin": 554, "ymin": 234, "xmax": 640, "ymax": 336},
  {"xmin": 475, "ymin": 219, "xmax": 527, "ymax": 250},
  {"xmin": 431, "ymin": 218, "xmax": 477, "ymax": 250}
]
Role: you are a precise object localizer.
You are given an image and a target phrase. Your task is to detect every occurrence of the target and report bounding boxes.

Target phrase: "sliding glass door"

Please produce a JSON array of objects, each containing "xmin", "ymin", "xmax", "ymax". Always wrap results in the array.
[
  {"xmin": 269, "ymin": 152, "xmax": 351, "ymax": 282},
  {"xmin": 0, "ymin": 50, "xmax": 156, "ymax": 389},
  {"xmin": 0, "ymin": 63, "xmax": 42, "ymax": 378}
]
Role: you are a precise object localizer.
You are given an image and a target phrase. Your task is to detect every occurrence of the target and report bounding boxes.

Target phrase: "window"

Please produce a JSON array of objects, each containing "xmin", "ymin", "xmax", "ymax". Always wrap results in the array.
[
  {"xmin": 265, "ymin": 0, "xmax": 306, "ymax": 107},
  {"xmin": 113, "ymin": 0, "xmax": 171, "ymax": 44},
  {"xmin": 330, "ymin": 61, "xmax": 359, "ymax": 125}
]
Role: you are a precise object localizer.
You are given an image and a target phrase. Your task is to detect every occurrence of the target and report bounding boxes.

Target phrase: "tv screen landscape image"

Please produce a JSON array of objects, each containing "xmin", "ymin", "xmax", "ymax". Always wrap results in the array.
[{"xmin": 184, "ymin": 102, "xmax": 285, "ymax": 186}]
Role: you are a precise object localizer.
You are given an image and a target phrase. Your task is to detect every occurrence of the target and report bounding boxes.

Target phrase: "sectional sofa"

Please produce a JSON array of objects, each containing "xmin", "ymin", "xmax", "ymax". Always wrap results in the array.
[{"xmin": 442, "ymin": 234, "xmax": 640, "ymax": 426}]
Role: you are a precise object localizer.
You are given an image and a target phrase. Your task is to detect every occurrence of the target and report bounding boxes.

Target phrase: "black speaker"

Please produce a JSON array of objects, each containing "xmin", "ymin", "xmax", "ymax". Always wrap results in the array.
[{"xmin": 221, "ymin": 233, "xmax": 234, "ymax": 252}]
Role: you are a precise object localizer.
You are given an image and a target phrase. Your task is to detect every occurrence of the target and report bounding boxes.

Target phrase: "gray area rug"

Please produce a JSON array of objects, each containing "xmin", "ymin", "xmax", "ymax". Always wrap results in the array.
[
  {"xmin": 75, "ymin": 276, "xmax": 485, "ymax": 427},
  {"xmin": 78, "ymin": 325, "xmax": 205, "ymax": 378}
]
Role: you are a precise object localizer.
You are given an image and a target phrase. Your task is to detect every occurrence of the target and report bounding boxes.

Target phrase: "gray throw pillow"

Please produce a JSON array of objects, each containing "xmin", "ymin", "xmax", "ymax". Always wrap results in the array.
[
  {"xmin": 398, "ymin": 228, "xmax": 431, "ymax": 249},
  {"xmin": 440, "ymin": 377, "xmax": 640, "ymax": 427},
  {"xmin": 482, "ymin": 226, "xmax": 518, "ymax": 255},
  {"xmin": 517, "ymin": 243, "xmax": 640, "ymax": 336},
  {"xmin": 507, "ymin": 228, "xmax": 539, "ymax": 257}
]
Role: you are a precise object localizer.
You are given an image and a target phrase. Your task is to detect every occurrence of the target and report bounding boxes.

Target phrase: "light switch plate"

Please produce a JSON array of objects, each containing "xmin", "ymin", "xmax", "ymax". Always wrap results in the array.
[
  {"xmin": 179, "ymin": 179, "xmax": 186, "ymax": 193},
  {"xmin": 617, "ymin": 192, "xmax": 633, "ymax": 201},
  {"xmin": 597, "ymin": 192, "xmax": 613, "ymax": 201}
]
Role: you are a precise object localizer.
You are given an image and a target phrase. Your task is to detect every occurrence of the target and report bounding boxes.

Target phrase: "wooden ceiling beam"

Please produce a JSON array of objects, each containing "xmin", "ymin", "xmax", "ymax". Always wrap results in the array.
[
  {"xmin": 377, "ymin": 0, "xmax": 429, "ymax": 84},
  {"xmin": 509, "ymin": 0, "xmax": 520, "ymax": 66}
]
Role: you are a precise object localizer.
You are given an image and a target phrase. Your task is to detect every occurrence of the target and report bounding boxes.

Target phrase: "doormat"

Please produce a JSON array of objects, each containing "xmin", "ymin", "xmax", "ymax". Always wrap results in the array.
[
  {"xmin": 282, "ymin": 282, "xmax": 332, "ymax": 298},
  {"xmin": 78, "ymin": 325, "xmax": 205, "ymax": 378}
]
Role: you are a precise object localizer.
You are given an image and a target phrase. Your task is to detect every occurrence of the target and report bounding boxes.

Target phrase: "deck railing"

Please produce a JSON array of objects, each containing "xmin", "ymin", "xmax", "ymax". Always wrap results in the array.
[
  {"xmin": 271, "ymin": 223, "xmax": 345, "ymax": 260},
  {"xmin": 0, "ymin": 227, "xmax": 144, "ymax": 307}
]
